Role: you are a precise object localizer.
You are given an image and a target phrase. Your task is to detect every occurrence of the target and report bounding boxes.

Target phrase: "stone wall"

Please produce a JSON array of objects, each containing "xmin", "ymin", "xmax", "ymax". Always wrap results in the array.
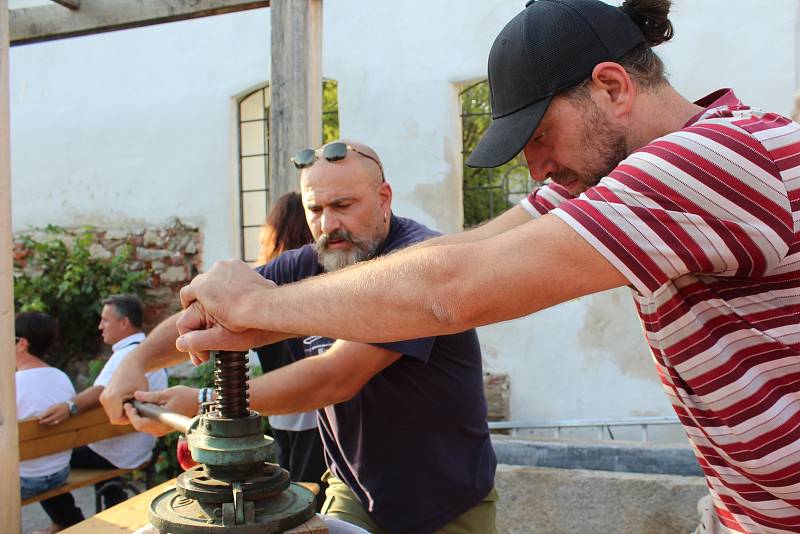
[
  {"xmin": 495, "ymin": 464, "xmax": 707, "ymax": 533},
  {"xmin": 13, "ymin": 218, "xmax": 202, "ymax": 332}
]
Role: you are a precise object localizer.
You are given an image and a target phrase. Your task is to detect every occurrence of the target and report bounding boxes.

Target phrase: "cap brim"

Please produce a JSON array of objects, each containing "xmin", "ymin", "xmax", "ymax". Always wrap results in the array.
[{"xmin": 466, "ymin": 95, "xmax": 552, "ymax": 168}]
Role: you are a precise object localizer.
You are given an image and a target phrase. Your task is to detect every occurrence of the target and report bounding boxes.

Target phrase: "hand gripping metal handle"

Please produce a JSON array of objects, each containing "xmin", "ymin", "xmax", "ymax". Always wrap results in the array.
[{"xmin": 128, "ymin": 400, "xmax": 194, "ymax": 435}]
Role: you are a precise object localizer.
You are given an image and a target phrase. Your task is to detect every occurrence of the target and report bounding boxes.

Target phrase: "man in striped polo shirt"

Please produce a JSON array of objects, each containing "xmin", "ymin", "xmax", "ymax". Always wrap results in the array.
[{"xmin": 171, "ymin": 0, "xmax": 800, "ymax": 532}]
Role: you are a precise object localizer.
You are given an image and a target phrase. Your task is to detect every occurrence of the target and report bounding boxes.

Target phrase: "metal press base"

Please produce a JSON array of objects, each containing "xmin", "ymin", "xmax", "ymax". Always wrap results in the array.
[{"xmin": 149, "ymin": 480, "xmax": 315, "ymax": 533}]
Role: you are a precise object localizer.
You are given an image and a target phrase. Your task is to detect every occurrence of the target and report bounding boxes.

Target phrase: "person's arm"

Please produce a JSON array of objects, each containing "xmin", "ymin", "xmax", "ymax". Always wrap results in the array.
[
  {"xmin": 415, "ymin": 204, "xmax": 533, "ymax": 247},
  {"xmin": 38, "ymin": 385, "xmax": 104, "ymax": 426},
  {"xmin": 125, "ymin": 340, "xmax": 401, "ymax": 435},
  {"xmin": 175, "ymin": 215, "xmax": 628, "ymax": 354},
  {"xmin": 249, "ymin": 340, "xmax": 401, "ymax": 414},
  {"xmin": 99, "ymin": 313, "xmax": 186, "ymax": 425},
  {"xmin": 123, "ymin": 385, "xmax": 199, "ymax": 436},
  {"xmin": 102, "ymin": 288, "xmax": 294, "ymax": 423}
]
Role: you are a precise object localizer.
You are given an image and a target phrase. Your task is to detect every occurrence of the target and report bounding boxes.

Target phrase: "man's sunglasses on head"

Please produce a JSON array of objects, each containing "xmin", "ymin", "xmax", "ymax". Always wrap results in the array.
[{"xmin": 292, "ymin": 142, "xmax": 385, "ymax": 182}]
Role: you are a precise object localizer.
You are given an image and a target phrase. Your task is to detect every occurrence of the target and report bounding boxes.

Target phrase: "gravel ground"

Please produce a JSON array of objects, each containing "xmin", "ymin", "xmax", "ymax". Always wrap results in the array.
[{"xmin": 22, "ymin": 486, "xmax": 94, "ymax": 533}]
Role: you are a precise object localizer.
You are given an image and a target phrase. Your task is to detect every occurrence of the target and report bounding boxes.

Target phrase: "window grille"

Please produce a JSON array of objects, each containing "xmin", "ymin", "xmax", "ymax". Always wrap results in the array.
[
  {"xmin": 460, "ymin": 80, "xmax": 538, "ymax": 228},
  {"xmin": 237, "ymin": 80, "xmax": 339, "ymax": 262}
]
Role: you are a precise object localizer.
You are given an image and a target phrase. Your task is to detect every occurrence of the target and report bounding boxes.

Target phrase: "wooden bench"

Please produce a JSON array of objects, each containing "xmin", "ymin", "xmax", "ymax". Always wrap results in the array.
[{"xmin": 19, "ymin": 406, "xmax": 150, "ymax": 511}]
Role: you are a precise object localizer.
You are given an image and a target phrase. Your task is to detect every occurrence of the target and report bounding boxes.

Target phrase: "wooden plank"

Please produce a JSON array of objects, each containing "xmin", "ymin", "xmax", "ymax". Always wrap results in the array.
[
  {"xmin": 286, "ymin": 514, "xmax": 328, "ymax": 534},
  {"xmin": 21, "ymin": 467, "xmax": 133, "ymax": 506},
  {"xmin": 20, "ymin": 422, "xmax": 136, "ymax": 461},
  {"xmin": 0, "ymin": 1, "xmax": 18, "ymax": 530},
  {"xmin": 298, "ymin": 481, "xmax": 320, "ymax": 495},
  {"xmin": 18, "ymin": 405, "xmax": 138, "ymax": 460},
  {"xmin": 10, "ymin": 0, "xmax": 270, "ymax": 46},
  {"xmin": 60, "ymin": 479, "xmax": 176, "ymax": 534},
  {"xmin": 269, "ymin": 0, "xmax": 322, "ymax": 205},
  {"xmin": 18, "ymin": 406, "xmax": 111, "ymax": 441}
]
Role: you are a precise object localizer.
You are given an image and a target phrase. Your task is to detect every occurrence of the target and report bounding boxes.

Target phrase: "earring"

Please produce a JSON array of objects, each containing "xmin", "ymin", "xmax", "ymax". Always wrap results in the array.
[{"xmin": 383, "ymin": 212, "xmax": 388, "ymax": 223}]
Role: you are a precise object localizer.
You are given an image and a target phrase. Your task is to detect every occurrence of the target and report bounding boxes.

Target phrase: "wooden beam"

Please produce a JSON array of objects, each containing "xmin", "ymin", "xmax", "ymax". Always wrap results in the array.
[
  {"xmin": 11, "ymin": 0, "xmax": 269, "ymax": 46},
  {"xmin": 0, "ymin": 1, "xmax": 18, "ymax": 530},
  {"xmin": 269, "ymin": 0, "xmax": 322, "ymax": 205},
  {"xmin": 50, "ymin": 0, "xmax": 80, "ymax": 10}
]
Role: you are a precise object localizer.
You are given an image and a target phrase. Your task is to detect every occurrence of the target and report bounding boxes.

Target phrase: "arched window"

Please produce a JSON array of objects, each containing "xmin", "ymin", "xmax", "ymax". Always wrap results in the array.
[
  {"xmin": 460, "ymin": 80, "xmax": 536, "ymax": 228},
  {"xmin": 237, "ymin": 80, "xmax": 339, "ymax": 262}
]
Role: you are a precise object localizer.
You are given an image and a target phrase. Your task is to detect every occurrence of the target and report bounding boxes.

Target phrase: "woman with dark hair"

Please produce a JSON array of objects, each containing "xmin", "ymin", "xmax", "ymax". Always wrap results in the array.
[
  {"xmin": 15, "ymin": 311, "xmax": 77, "ymax": 533},
  {"xmin": 254, "ymin": 192, "xmax": 326, "ymax": 509},
  {"xmin": 257, "ymin": 191, "xmax": 313, "ymax": 265}
]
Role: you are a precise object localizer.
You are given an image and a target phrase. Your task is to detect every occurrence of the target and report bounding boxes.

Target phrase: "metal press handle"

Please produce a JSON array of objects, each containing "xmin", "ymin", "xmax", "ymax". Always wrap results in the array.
[{"xmin": 129, "ymin": 400, "xmax": 193, "ymax": 435}]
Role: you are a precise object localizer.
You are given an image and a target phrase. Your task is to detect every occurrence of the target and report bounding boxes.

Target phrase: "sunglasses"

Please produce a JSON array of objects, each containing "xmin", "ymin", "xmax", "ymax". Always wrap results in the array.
[{"xmin": 292, "ymin": 142, "xmax": 385, "ymax": 182}]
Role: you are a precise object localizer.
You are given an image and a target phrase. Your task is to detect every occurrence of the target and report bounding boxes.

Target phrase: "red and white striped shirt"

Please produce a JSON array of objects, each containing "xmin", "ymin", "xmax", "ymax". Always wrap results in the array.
[{"xmin": 523, "ymin": 89, "xmax": 800, "ymax": 533}]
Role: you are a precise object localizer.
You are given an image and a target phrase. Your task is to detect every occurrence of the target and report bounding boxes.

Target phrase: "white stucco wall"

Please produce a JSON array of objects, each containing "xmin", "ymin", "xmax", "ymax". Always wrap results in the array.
[
  {"xmin": 9, "ymin": 0, "xmax": 799, "ymax": 431},
  {"xmin": 10, "ymin": 9, "xmax": 272, "ymax": 265}
]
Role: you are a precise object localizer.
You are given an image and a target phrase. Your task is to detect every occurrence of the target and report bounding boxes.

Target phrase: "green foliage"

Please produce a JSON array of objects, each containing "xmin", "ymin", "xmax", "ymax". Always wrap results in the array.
[
  {"xmin": 322, "ymin": 79, "xmax": 340, "ymax": 144},
  {"xmin": 152, "ymin": 431, "xmax": 183, "ymax": 485},
  {"xmin": 183, "ymin": 360, "xmax": 217, "ymax": 388},
  {"xmin": 86, "ymin": 358, "xmax": 106, "ymax": 385},
  {"xmin": 250, "ymin": 361, "xmax": 263, "ymax": 379},
  {"xmin": 461, "ymin": 80, "xmax": 534, "ymax": 227},
  {"xmin": 13, "ymin": 225, "xmax": 146, "ymax": 368}
]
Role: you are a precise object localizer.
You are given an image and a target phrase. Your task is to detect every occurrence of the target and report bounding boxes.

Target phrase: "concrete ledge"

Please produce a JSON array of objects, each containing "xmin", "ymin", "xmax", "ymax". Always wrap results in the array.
[
  {"xmin": 492, "ymin": 435, "xmax": 703, "ymax": 476},
  {"xmin": 496, "ymin": 464, "xmax": 707, "ymax": 534}
]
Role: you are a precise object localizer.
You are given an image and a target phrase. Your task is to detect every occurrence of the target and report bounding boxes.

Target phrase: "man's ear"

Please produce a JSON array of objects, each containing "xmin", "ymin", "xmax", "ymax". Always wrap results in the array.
[
  {"xmin": 590, "ymin": 62, "xmax": 634, "ymax": 120},
  {"xmin": 378, "ymin": 181, "xmax": 393, "ymax": 212},
  {"xmin": 17, "ymin": 336, "xmax": 29, "ymax": 352}
]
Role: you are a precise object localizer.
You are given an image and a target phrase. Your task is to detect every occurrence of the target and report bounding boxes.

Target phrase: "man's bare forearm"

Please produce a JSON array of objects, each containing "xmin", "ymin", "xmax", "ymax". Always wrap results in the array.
[
  {"xmin": 413, "ymin": 204, "xmax": 532, "ymax": 249},
  {"xmin": 130, "ymin": 312, "xmax": 186, "ymax": 372},
  {"xmin": 101, "ymin": 314, "xmax": 185, "ymax": 424},
  {"xmin": 176, "ymin": 215, "xmax": 627, "ymax": 356},
  {"xmin": 73, "ymin": 385, "xmax": 104, "ymax": 413},
  {"xmin": 244, "ymin": 205, "xmax": 533, "ymax": 342},
  {"xmin": 241, "ymin": 242, "xmax": 466, "ymax": 343},
  {"xmin": 238, "ymin": 215, "xmax": 627, "ymax": 344},
  {"xmin": 248, "ymin": 355, "xmax": 344, "ymax": 414},
  {"xmin": 248, "ymin": 341, "xmax": 398, "ymax": 414}
]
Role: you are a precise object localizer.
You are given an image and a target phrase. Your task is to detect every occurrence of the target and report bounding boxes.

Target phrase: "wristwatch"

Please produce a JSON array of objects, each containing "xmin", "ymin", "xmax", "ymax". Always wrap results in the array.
[{"xmin": 66, "ymin": 400, "xmax": 78, "ymax": 416}]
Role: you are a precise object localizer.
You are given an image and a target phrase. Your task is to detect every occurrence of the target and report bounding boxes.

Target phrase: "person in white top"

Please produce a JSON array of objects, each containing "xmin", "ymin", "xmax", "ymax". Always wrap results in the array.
[
  {"xmin": 37, "ymin": 294, "xmax": 167, "ymax": 532},
  {"xmin": 16, "ymin": 312, "xmax": 76, "ymax": 534}
]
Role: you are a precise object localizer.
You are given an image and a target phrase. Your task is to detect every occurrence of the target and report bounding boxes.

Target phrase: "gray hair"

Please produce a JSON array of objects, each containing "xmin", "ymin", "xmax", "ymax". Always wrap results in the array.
[{"xmin": 102, "ymin": 294, "xmax": 143, "ymax": 328}]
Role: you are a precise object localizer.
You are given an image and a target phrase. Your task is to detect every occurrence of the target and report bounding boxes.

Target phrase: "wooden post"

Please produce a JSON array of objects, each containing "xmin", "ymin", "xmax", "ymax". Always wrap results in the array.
[
  {"xmin": 269, "ymin": 0, "xmax": 322, "ymax": 205},
  {"xmin": 0, "ymin": 0, "xmax": 20, "ymax": 530}
]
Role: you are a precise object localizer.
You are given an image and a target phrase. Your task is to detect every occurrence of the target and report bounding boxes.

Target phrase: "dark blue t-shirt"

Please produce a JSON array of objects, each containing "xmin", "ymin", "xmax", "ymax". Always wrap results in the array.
[{"xmin": 256, "ymin": 215, "xmax": 496, "ymax": 533}]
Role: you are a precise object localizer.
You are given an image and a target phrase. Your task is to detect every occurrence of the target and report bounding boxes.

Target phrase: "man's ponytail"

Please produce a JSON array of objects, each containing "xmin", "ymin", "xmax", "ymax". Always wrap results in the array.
[{"xmin": 620, "ymin": 0, "xmax": 674, "ymax": 47}]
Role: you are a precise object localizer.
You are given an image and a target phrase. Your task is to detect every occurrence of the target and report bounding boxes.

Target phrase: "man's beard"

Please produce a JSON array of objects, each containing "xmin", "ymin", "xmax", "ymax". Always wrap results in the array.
[
  {"xmin": 549, "ymin": 99, "xmax": 629, "ymax": 194},
  {"xmin": 315, "ymin": 228, "xmax": 382, "ymax": 272}
]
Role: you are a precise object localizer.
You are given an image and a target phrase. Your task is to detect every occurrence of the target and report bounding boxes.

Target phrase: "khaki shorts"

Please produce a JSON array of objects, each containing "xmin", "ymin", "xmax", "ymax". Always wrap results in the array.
[{"xmin": 320, "ymin": 470, "xmax": 498, "ymax": 534}]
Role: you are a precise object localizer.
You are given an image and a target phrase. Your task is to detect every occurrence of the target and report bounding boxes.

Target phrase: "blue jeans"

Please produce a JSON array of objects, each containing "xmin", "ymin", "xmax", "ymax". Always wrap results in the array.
[{"xmin": 20, "ymin": 465, "xmax": 70, "ymax": 500}]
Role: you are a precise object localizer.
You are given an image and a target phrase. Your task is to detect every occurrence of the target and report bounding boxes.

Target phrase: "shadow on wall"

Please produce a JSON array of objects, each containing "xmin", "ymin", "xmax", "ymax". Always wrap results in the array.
[{"xmin": 577, "ymin": 289, "xmax": 656, "ymax": 381}]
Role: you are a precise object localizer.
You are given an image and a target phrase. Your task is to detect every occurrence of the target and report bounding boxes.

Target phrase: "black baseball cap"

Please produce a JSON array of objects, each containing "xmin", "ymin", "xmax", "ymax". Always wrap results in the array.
[{"xmin": 466, "ymin": 0, "xmax": 646, "ymax": 168}]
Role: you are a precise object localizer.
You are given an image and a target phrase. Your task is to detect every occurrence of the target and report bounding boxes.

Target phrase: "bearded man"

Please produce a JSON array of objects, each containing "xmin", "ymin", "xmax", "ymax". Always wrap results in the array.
[{"xmin": 103, "ymin": 140, "xmax": 498, "ymax": 534}]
